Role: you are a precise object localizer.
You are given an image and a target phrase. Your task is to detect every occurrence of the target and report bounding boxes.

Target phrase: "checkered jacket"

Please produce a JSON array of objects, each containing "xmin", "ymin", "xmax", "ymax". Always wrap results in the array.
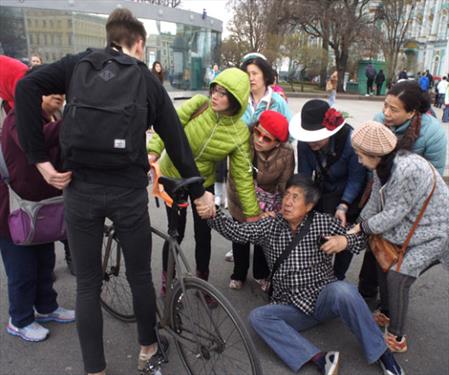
[{"xmin": 210, "ymin": 209, "xmax": 365, "ymax": 315}]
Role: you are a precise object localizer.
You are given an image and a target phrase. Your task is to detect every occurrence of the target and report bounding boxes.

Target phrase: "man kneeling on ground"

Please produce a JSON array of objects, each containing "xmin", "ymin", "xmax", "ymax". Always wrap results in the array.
[{"xmin": 208, "ymin": 174, "xmax": 404, "ymax": 375}]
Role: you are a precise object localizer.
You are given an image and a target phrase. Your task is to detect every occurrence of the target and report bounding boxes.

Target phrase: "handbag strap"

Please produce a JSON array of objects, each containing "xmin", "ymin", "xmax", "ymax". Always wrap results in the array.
[
  {"xmin": 268, "ymin": 211, "xmax": 315, "ymax": 296},
  {"xmin": 396, "ymin": 164, "xmax": 437, "ymax": 271},
  {"xmin": 0, "ymin": 144, "xmax": 11, "ymax": 184}
]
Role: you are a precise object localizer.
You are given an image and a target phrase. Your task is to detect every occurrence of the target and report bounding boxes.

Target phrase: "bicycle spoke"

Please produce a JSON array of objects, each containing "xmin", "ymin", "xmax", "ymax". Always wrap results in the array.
[{"xmin": 170, "ymin": 278, "xmax": 261, "ymax": 375}]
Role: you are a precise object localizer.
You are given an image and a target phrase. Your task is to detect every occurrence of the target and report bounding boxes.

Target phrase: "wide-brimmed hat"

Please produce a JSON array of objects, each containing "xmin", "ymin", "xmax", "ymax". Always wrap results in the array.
[{"xmin": 289, "ymin": 99, "xmax": 346, "ymax": 142}]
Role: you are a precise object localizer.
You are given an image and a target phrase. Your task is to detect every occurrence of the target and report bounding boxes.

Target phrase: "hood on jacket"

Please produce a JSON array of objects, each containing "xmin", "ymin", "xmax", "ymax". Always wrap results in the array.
[
  {"xmin": 211, "ymin": 67, "xmax": 250, "ymax": 120},
  {"xmin": 0, "ymin": 56, "xmax": 28, "ymax": 110}
]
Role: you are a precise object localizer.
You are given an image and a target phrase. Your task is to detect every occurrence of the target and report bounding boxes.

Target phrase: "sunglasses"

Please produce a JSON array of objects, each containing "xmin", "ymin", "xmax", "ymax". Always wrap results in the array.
[{"xmin": 254, "ymin": 126, "xmax": 276, "ymax": 143}]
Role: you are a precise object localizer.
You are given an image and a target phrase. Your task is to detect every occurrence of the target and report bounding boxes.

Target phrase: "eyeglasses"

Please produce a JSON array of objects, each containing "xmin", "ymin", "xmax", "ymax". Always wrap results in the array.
[
  {"xmin": 254, "ymin": 126, "xmax": 276, "ymax": 143},
  {"xmin": 211, "ymin": 86, "xmax": 227, "ymax": 98}
]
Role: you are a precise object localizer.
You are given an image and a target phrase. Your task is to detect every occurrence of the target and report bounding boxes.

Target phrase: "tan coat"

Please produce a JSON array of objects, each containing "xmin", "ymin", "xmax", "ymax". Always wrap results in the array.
[{"xmin": 227, "ymin": 142, "xmax": 295, "ymax": 222}]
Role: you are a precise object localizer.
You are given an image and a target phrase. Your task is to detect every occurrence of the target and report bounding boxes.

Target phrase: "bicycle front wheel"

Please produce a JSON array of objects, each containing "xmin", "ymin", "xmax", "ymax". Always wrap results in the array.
[
  {"xmin": 169, "ymin": 277, "xmax": 263, "ymax": 375},
  {"xmin": 100, "ymin": 226, "xmax": 136, "ymax": 322}
]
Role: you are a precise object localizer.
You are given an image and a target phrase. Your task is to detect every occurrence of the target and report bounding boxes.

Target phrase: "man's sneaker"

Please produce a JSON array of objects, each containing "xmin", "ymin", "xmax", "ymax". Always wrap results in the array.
[
  {"xmin": 139, "ymin": 335, "xmax": 169, "ymax": 373},
  {"xmin": 6, "ymin": 319, "xmax": 49, "ymax": 342},
  {"xmin": 35, "ymin": 307, "xmax": 75, "ymax": 324},
  {"xmin": 224, "ymin": 249, "xmax": 234, "ymax": 262},
  {"xmin": 373, "ymin": 309, "xmax": 390, "ymax": 328},
  {"xmin": 323, "ymin": 351, "xmax": 339, "ymax": 375},
  {"xmin": 385, "ymin": 331, "xmax": 408, "ymax": 353},
  {"xmin": 379, "ymin": 349, "xmax": 405, "ymax": 374},
  {"xmin": 313, "ymin": 351, "xmax": 340, "ymax": 375}
]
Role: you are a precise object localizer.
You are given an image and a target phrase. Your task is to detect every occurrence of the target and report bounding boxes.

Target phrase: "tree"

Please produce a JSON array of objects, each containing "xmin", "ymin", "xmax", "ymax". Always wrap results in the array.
[
  {"xmin": 374, "ymin": 0, "xmax": 416, "ymax": 86},
  {"xmin": 226, "ymin": 0, "xmax": 284, "ymax": 62},
  {"xmin": 278, "ymin": 0, "xmax": 372, "ymax": 92},
  {"xmin": 281, "ymin": 33, "xmax": 326, "ymax": 91},
  {"xmin": 220, "ymin": 36, "xmax": 249, "ymax": 67}
]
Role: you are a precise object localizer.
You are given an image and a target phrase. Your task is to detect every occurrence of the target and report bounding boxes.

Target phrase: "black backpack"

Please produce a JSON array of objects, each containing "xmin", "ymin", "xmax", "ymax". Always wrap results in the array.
[{"xmin": 61, "ymin": 49, "xmax": 148, "ymax": 169}]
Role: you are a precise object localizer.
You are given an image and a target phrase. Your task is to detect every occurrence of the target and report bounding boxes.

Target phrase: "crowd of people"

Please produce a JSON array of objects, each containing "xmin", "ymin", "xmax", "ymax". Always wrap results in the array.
[{"xmin": 0, "ymin": 7, "xmax": 448, "ymax": 375}]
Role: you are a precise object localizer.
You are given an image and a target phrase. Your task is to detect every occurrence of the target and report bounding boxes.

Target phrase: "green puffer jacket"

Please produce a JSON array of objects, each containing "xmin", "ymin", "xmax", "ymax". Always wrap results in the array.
[{"xmin": 147, "ymin": 68, "xmax": 260, "ymax": 217}]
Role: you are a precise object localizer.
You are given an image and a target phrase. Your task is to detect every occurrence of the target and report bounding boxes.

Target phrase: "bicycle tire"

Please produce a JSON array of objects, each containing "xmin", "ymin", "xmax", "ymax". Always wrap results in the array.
[
  {"xmin": 100, "ymin": 227, "xmax": 136, "ymax": 322},
  {"xmin": 169, "ymin": 276, "xmax": 263, "ymax": 375}
]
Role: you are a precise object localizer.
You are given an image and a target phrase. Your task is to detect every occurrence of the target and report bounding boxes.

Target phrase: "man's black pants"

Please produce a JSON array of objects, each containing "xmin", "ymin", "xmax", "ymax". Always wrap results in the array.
[{"xmin": 64, "ymin": 180, "xmax": 157, "ymax": 373}]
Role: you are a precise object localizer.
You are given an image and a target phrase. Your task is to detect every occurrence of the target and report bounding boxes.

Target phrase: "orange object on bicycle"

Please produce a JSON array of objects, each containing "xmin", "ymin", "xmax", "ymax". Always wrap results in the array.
[{"xmin": 150, "ymin": 162, "xmax": 174, "ymax": 207}]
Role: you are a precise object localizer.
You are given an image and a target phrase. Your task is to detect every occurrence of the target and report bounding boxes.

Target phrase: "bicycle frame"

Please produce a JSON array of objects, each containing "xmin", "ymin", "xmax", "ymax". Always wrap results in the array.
[{"xmin": 151, "ymin": 224, "xmax": 227, "ymax": 359}]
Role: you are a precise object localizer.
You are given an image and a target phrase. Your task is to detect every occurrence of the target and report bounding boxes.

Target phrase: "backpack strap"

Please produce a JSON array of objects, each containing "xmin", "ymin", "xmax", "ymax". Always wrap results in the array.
[{"xmin": 268, "ymin": 211, "xmax": 315, "ymax": 297}]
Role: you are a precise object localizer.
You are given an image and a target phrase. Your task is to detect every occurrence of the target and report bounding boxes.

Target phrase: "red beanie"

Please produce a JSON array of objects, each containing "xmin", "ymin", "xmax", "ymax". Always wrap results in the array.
[
  {"xmin": 0, "ymin": 55, "xmax": 28, "ymax": 110},
  {"xmin": 258, "ymin": 110, "xmax": 289, "ymax": 142}
]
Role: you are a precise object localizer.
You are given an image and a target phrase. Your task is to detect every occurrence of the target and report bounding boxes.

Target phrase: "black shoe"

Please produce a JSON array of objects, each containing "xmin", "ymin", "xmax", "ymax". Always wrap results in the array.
[
  {"xmin": 378, "ymin": 350, "xmax": 405, "ymax": 375},
  {"xmin": 140, "ymin": 335, "xmax": 169, "ymax": 374}
]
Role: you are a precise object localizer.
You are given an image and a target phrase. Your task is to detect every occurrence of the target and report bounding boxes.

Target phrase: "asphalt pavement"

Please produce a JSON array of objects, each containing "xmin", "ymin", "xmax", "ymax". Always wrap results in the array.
[{"xmin": 1, "ymin": 98, "xmax": 448, "ymax": 375}]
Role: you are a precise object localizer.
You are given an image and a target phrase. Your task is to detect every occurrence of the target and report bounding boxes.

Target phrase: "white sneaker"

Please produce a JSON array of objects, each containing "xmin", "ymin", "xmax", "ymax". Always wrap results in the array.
[
  {"xmin": 35, "ymin": 306, "xmax": 75, "ymax": 323},
  {"xmin": 7, "ymin": 319, "xmax": 49, "ymax": 342},
  {"xmin": 224, "ymin": 249, "xmax": 234, "ymax": 262}
]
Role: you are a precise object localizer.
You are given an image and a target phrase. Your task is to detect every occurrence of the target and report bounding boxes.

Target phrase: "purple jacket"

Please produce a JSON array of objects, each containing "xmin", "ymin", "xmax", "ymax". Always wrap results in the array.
[{"xmin": 0, "ymin": 110, "xmax": 62, "ymax": 238}]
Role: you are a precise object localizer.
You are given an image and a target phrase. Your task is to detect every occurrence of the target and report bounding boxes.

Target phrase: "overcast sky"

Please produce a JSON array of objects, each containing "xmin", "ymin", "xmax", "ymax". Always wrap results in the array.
[{"xmin": 179, "ymin": 0, "xmax": 232, "ymax": 37}]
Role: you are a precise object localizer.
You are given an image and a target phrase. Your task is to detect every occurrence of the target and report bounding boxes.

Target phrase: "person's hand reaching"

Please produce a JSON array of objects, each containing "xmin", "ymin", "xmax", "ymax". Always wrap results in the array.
[{"xmin": 194, "ymin": 191, "xmax": 216, "ymax": 219}]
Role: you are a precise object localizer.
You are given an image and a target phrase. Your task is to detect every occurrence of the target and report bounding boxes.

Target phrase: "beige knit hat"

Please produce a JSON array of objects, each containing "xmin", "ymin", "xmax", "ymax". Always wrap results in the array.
[{"xmin": 351, "ymin": 121, "xmax": 397, "ymax": 156}]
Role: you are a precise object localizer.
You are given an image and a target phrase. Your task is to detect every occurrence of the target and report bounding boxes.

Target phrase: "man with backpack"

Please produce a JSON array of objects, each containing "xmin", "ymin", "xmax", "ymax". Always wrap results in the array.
[{"xmin": 14, "ymin": 8, "xmax": 214, "ymax": 375}]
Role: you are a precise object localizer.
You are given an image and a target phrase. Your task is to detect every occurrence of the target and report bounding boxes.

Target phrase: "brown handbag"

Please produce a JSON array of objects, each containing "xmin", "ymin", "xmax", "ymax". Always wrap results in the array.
[{"xmin": 368, "ymin": 165, "xmax": 436, "ymax": 272}]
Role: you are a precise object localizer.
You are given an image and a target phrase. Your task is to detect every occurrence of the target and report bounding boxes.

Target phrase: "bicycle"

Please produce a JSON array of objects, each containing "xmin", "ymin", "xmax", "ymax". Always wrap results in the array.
[{"xmin": 100, "ymin": 170, "xmax": 263, "ymax": 375}]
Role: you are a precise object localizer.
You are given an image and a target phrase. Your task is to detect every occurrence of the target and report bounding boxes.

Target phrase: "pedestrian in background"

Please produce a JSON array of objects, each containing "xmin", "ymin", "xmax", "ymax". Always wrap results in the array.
[
  {"xmin": 326, "ymin": 70, "xmax": 338, "ymax": 106},
  {"xmin": 436, "ymin": 76, "xmax": 448, "ymax": 108},
  {"xmin": 418, "ymin": 72, "xmax": 430, "ymax": 92},
  {"xmin": 375, "ymin": 70, "xmax": 385, "ymax": 96},
  {"xmin": 29, "ymin": 54, "xmax": 43, "ymax": 67},
  {"xmin": 365, "ymin": 63, "xmax": 377, "ymax": 96},
  {"xmin": 151, "ymin": 61, "xmax": 164, "ymax": 84}
]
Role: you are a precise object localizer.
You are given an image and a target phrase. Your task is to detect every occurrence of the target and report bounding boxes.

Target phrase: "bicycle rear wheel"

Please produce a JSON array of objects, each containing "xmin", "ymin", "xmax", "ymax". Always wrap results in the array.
[
  {"xmin": 169, "ymin": 276, "xmax": 263, "ymax": 375},
  {"xmin": 100, "ymin": 226, "xmax": 136, "ymax": 322}
]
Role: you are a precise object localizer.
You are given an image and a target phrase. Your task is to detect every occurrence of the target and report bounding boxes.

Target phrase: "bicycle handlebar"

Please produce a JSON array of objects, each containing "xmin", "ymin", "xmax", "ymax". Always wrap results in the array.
[{"xmin": 150, "ymin": 162, "xmax": 205, "ymax": 208}]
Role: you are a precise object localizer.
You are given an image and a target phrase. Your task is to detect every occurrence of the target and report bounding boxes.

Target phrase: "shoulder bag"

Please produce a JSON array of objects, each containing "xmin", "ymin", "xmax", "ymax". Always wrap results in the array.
[
  {"xmin": 0, "ymin": 145, "xmax": 66, "ymax": 245},
  {"xmin": 369, "ymin": 165, "xmax": 436, "ymax": 272}
]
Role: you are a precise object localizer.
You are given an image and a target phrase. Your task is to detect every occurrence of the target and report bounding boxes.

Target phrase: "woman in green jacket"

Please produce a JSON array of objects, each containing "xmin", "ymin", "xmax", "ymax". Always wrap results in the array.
[{"xmin": 148, "ymin": 68, "xmax": 260, "ymax": 300}]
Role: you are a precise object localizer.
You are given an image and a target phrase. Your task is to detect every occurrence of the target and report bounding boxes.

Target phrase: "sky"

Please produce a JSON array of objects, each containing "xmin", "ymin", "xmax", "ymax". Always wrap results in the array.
[{"xmin": 179, "ymin": 0, "xmax": 232, "ymax": 37}]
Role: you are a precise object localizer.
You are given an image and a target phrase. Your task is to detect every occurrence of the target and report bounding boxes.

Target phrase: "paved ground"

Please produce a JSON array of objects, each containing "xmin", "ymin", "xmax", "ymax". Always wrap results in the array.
[{"xmin": 1, "ymin": 98, "xmax": 448, "ymax": 375}]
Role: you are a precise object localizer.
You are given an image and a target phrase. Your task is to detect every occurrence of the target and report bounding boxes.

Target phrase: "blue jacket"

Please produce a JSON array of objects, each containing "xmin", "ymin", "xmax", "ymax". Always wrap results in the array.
[
  {"xmin": 373, "ymin": 112, "xmax": 447, "ymax": 175},
  {"xmin": 297, "ymin": 125, "xmax": 367, "ymax": 207},
  {"xmin": 419, "ymin": 76, "xmax": 430, "ymax": 91},
  {"xmin": 242, "ymin": 90, "xmax": 292, "ymax": 127}
]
